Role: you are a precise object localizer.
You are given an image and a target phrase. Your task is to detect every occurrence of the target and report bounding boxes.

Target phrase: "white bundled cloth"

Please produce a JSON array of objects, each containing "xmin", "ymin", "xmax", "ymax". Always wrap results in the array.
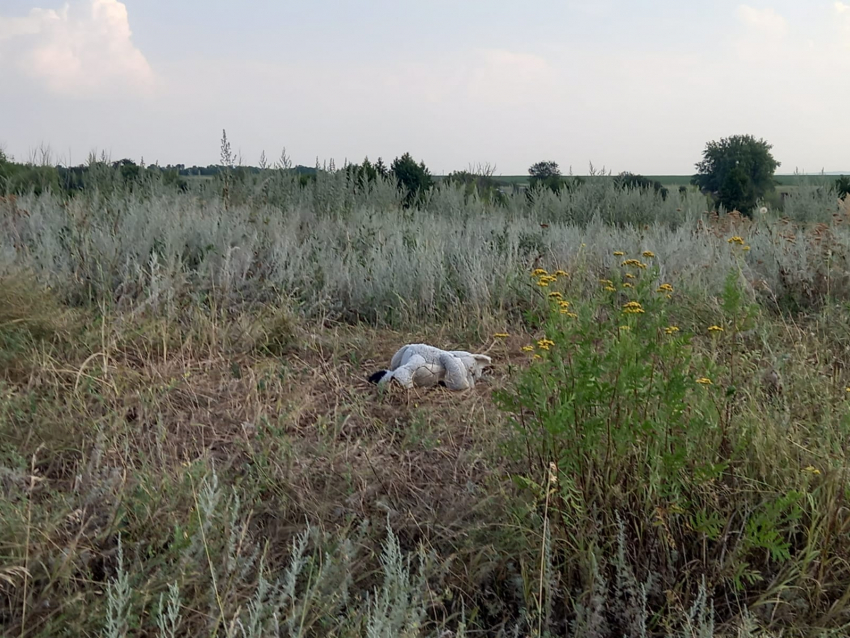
[{"xmin": 369, "ymin": 343, "xmax": 492, "ymax": 391}]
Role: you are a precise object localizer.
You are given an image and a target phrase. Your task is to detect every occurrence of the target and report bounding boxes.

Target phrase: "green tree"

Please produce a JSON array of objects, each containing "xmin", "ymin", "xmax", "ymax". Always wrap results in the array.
[
  {"xmin": 374, "ymin": 157, "xmax": 388, "ymax": 178},
  {"xmin": 528, "ymin": 161, "xmax": 561, "ymax": 180},
  {"xmin": 692, "ymin": 135, "xmax": 780, "ymax": 214},
  {"xmin": 836, "ymin": 176, "xmax": 850, "ymax": 199},
  {"xmin": 0, "ymin": 150, "xmax": 60, "ymax": 196},
  {"xmin": 528, "ymin": 160, "xmax": 568, "ymax": 193},
  {"xmin": 390, "ymin": 152, "xmax": 433, "ymax": 206},
  {"xmin": 616, "ymin": 172, "xmax": 669, "ymax": 200},
  {"xmin": 445, "ymin": 163, "xmax": 504, "ymax": 204},
  {"xmin": 345, "ymin": 157, "xmax": 380, "ymax": 191}
]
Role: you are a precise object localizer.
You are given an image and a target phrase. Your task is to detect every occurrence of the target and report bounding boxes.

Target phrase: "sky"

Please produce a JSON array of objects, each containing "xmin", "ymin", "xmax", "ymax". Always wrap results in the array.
[{"xmin": 1, "ymin": 0, "xmax": 848, "ymax": 175}]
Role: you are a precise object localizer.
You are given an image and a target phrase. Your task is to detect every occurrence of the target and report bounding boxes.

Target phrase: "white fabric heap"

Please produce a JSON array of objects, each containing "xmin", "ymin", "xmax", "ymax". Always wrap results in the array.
[{"xmin": 370, "ymin": 343, "xmax": 492, "ymax": 391}]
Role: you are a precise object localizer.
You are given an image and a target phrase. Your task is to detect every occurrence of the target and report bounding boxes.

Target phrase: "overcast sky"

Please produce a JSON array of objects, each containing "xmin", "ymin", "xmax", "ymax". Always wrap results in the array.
[{"xmin": 1, "ymin": 0, "xmax": 848, "ymax": 175}]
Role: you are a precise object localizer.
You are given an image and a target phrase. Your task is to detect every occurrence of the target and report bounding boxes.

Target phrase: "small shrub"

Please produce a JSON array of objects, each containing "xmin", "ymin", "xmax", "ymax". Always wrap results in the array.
[{"xmin": 495, "ymin": 261, "xmax": 823, "ymax": 632}]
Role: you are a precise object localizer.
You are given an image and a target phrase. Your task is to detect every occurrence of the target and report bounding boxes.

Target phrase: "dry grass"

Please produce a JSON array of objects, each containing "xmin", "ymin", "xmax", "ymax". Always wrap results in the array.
[{"xmin": 0, "ymin": 285, "xmax": 538, "ymax": 635}]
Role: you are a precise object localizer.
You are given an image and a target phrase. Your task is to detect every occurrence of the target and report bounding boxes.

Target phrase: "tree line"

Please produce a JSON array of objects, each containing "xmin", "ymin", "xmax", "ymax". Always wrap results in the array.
[{"xmin": 2, "ymin": 133, "xmax": 848, "ymax": 215}]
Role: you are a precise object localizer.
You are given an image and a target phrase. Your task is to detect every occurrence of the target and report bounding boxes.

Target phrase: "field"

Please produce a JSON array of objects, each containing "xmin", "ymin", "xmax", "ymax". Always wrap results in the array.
[{"xmin": 2, "ymin": 170, "xmax": 850, "ymax": 637}]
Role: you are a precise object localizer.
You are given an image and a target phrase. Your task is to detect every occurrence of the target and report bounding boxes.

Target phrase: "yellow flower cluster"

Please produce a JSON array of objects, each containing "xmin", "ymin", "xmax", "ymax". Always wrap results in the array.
[
  {"xmin": 493, "ymin": 333, "xmax": 509, "ymax": 338},
  {"xmin": 619, "ymin": 325, "xmax": 631, "ymax": 331},
  {"xmin": 657, "ymin": 283, "xmax": 673, "ymax": 293},
  {"xmin": 803, "ymin": 465, "xmax": 821, "ymax": 476},
  {"xmin": 599, "ymin": 278, "xmax": 616, "ymax": 292},
  {"xmin": 548, "ymin": 291, "xmax": 563, "ymax": 299},
  {"xmin": 613, "ymin": 251, "xmax": 625, "ymax": 256},
  {"xmin": 624, "ymin": 273, "xmax": 635, "ymax": 279},
  {"xmin": 554, "ymin": 269, "xmax": 569, "ymax": 277},
  {"xmin": 537, "ymin": 338, "xmax": 555, "ymax": 350},
  {"xmin": 623, "ymin": 282, "xmax": 634, "ymax": 288},
  {"xmin": 621, "ymin": 259, "xmax": 648, "ymax": 269},
  {"xmin": 532, "ymin": 268, "xmax": 561, "ymax": 287},
  {"xmin": 622, "ymin": 301, "xmax": 645, "ymax": 315},
  {"xmin": 727, "ymin": 236, "xmax": 752, "ymax": 252},
  {"xmin": 707, "ymin": 325, "xmax": 724, "ymax": 333},
  {"xmin": 522, "ymin": 345, "xmax": 535, "ymax": 352},
  {"xmin": 664, "ymin": 326, "xmax": 680, "ymax": 335},
  {"xmin": 562, "ymin": 311, "xmax": 578, "ymax": 318},
  {"xmin": 696, "ymin": 377, "xmax": 713, "ymax": 385},
  {"xmin": 642, "ymin": 250, "xmax": 655, "ymax": 258}
]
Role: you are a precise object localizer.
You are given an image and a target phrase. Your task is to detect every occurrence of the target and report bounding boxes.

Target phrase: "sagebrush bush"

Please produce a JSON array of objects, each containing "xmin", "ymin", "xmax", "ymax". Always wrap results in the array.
[{"xmin": 2, "ymin": 175, "xmax": 849, "ymax": 326}]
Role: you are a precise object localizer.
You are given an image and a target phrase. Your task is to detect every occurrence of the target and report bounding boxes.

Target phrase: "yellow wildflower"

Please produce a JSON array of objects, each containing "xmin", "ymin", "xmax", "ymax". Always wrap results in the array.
[
  {"xmin": 621, "ymin": 259, "xmax": 648, "ymax": 269},
  {"xmin": 532, "ymin": 268, "xmax": 548, "ymax": 276},
  {"xmin": 803, "ymin": 465, "xmax": 821, "ymax": 476},
  {"xmin": 493, "ymin": 333, "xmax": 509, "ymax": 338},
  {"xmin": 623, "ymin": 282, "xmax": 634, "ymax": 288},
  {"xmin": 600, "ymin": 279, "xmax": 613, "ymax": 285},
  {"xmin": 622, "ymin": 301, "xmax": 645, "ymax": 314},
  {"xmin": 558, "ymin": 300, "xmax": 570, "ymax": 308},
  {"xmin": 554, "ymin": 269, "xmax": 568, "ymax": 277},
  {"xmin": 521, "ymin": 345, "xmax": 535, "ymax": 352},
  {"xmin": 537, "ymin": 338, "xmax": 555, "ymax": 350},
  {"xmin": 727, "ymin": 236, "xmax": 745, "ymax": 245},
  {"xmin": 548, "ymin": 291, "xmax": 563, "ymax": 299},
  {"xmin": 707, "ymin": 325, "xmax": 724, "ymax": 333},
  {"xmin": 742, "ymin": 246, "xmax": 751, "ymax": 251},
  {"xmin": 619, "ymin": 325, "xmax": 631, "ymax": 331},
  {"xmin": 625, "ymin": 273, "xmax": 635, "ymax": 279},
  {"xmin": 696, "ymin": 377, "xmax": 712, "ymax": 385},
  {"xmin": 604, "ymin": 286, "xmax": 616, "ymax": 292},
  {"xmin": 537, "ymin": 280, "xmax": 549, "ymax": 287},
  {"xmin": 613, "ymin": 251, "xmax": 625, "ymax": 256},
  {"xmin": 642, "ymin": 250, "xmax": 656, "ymax": 258},
  {"xmin": 664, "ymin": 326, "xmax": 680, "ymax": 335},
  {"xmin": 657, "ymin": 283, "xmax": 674, "ymax": 293},
  {"xmin": 561, "ymin": 311, "xmax": 578, "ymax": 318}
]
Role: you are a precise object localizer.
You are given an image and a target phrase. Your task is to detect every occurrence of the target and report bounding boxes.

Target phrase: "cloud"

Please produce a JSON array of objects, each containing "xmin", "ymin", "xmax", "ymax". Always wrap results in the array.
[
  {"xmin": 837, "ymin": 2, "xmax": 850, "ymax": 14},
  {"xmin": 0, "ymin": 0, "xmax": 153, "ymax": 98},
  {"xmin": 736, "ymin": 5, "xmax": 788, "ymax": 38}
]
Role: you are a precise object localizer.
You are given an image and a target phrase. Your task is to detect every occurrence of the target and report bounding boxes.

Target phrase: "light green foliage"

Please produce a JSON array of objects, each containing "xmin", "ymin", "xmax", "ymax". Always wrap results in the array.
[{"xmin": 4, "ymin": 176, "xmax": 849, "ymax": 327}]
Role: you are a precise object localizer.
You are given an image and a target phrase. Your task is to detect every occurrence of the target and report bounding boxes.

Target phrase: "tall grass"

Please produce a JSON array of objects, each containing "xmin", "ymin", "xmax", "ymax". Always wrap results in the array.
[
  {"xmin": 2, "ymin": 167, "xmax": 850, "ymax": 636},
  {"xmin": 1, "ymin": 172, "xmax": 847, "ymax": 326}
]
